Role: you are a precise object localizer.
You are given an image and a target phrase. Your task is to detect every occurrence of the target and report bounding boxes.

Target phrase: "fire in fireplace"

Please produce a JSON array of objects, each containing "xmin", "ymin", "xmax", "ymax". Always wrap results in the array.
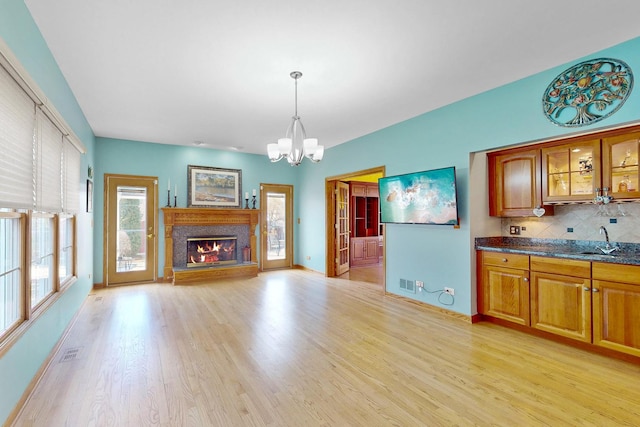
[{"xmin": 186, "ymin": 236, "xmax": 237, "ymax": 268}]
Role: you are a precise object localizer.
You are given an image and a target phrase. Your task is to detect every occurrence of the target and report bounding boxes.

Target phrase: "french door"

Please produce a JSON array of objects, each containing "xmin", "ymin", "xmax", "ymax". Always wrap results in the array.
[
  {"xmin": 104, "ymin": 174, "xmax": 157, "ymax": 285},
  {"xmin": 260, "ymin": 184, "xmax": 293, "ymax": 270},
  {"xmin": 336, "ymin": 181, "xmax": 350, "ymax": 275}
]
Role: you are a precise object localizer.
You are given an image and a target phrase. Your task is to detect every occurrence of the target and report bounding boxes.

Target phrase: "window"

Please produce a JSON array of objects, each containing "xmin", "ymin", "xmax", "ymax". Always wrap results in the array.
[
  {"xmin": 0, "ymin": 212, "xmax": 24, "ymax": 338},
  {"xmin": 59, "ymin": 215, "xmax": 75, "ymax": 286},
  {"xmin": 30, "ymin": 213, "xmax": 56, "ymax": 309},
  {"xmin": 0, "ymin": 38, "xmax": 85, "ymax": 347}
]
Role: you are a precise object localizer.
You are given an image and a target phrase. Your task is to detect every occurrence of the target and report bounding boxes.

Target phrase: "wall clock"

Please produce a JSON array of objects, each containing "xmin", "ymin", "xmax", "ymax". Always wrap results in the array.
[{"xmin": 542, "ymin": 58, "xmax": 633, "ymax": 127}]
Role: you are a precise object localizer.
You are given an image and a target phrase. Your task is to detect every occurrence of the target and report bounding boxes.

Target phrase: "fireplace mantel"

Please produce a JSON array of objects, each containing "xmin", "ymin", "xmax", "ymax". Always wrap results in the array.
[{"xmin": 162, "ymin": 208, "xmax": 260, "ymax": 284}]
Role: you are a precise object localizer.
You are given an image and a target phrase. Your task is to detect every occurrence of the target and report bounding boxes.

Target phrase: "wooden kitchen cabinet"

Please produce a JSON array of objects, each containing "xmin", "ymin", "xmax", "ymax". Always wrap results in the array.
[
  {"xmin": 479, "ymin": 246, "xmax": 640, "ymax": 360},
  {"xmin": 488, "ymin": 147, "xmax": 553, "ymax": 217},
  {"xmin": 480, "ymin": 252, "xmax": 530, "ymax": 325},
  {"xmin": 592, "ymin": 262, "xmax": 640, "ymax": 358},
  {"xmin": 541, "ymin": 139, "xmax": 601, "ymax": 203},
  {"xmin": 530, "ymin": 256, "xmax": 592, "ymax": 343},
  {"xmin": 602, "ymin": 131, "xmax": 640, "ymax": 200},
  {"xmin": 488, "ymin": 126, "xmax": 640, "ymax": 217}
]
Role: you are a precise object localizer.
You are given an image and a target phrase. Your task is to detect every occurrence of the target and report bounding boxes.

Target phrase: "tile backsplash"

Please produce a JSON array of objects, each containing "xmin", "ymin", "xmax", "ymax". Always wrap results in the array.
[{"xmin": 502, "ymin": 202, "xmax": 640, "ymax": 243}]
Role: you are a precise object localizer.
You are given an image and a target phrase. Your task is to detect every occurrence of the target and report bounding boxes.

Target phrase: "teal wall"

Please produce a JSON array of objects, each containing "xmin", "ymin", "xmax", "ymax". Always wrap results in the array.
[
  {"xmin": 93, "ymin": 138, "xmax": 299, "ymax": 283},
  {"xmin": 2, "ymin": 0, "xmax": 640, "ymax": 423},
  {"xmin": 0, "ymin": 0, "xmax": 96, "ymax": 424},
  {"xmin": 295, "ymin": 37, "xmax": 640, "ymax": 315}
]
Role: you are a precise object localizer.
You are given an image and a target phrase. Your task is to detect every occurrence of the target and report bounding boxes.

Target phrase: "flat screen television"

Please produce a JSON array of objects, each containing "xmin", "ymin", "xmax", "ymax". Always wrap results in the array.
[{"xmin": 378, "ymin": 166, "xmax": 459, "ymax": 225}]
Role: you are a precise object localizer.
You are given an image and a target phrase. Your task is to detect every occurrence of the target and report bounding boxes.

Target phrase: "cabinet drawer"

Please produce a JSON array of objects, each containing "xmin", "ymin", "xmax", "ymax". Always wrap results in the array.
[
  {"xmin": 482, "ymin": 252, "xmax": 529, "ymax": 269},
  {"xmin": 530, "ymin": 256, "xmax": 591, "ymax": 278},
  {"xmin": 593, "ymin": 262, "xmax": 640, "ymax": 286}
]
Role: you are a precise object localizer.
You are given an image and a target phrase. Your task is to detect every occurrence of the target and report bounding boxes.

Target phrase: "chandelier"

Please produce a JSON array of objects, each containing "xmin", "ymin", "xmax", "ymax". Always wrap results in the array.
[{"xmin": 267, "ymin": 71, "xmax": 324, "ymax": 166}]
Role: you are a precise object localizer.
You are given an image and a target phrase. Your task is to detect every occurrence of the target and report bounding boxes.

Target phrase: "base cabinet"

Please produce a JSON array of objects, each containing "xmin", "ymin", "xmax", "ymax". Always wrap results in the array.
[
  {"xmin": 592, "ymin": 262, "xmax": 640, "ymax": 358},
  {"xmin": 530, "ymin": 256, "xmax": 592, "ymax": 343},
  {"xmin": 480, "ymin": 252, "xmax": 530, "ymax": 325},
  {"xmin": 479, "ymin": 251, "xmax": 640, "ymax": 359}
]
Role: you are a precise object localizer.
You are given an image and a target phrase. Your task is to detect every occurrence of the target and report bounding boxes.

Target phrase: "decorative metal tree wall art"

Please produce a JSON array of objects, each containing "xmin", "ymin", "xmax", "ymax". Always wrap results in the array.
[{"xmin": 542, "ymin": 58, "xmax": 633, "ymax": 127}]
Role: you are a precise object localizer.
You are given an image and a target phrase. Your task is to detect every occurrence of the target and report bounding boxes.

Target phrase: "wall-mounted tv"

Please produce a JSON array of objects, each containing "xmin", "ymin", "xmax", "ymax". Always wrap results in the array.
[{"xmin": 378, "ymin": 166, "xmax": 459, "ymax": 225}]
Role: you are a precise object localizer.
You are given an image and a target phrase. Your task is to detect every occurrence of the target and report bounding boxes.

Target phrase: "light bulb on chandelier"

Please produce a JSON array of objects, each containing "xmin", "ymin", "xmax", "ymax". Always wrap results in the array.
[{"xmin": 267, "ymin": 71, "xmax": 324, "ymax": 166}]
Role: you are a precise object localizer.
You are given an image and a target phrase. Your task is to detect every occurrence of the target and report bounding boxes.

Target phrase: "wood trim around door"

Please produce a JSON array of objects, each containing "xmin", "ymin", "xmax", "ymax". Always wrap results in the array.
[
  {"xmin": 103, "ymin": 174, "xmax": 158, "ymax": 286},
  {"xmin": 260, "ymin": 183, "xmax": 294, "ymax": 270},
  {"xmin": 325, "ymin": 166, "xmax": 385, "ymax": 277}
]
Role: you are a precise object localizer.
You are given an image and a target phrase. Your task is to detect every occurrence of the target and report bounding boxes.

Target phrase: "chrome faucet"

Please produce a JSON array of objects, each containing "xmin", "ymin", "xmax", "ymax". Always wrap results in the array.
[{"xmin": 596, "ymin": 226, "xmax": 619, "ymax": 254}]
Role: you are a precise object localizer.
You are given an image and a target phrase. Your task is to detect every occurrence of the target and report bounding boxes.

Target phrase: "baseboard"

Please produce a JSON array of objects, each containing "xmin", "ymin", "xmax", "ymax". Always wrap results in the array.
[{"xmin": 384, "ymin": 291, "xmax": 473, "ymax": 323}]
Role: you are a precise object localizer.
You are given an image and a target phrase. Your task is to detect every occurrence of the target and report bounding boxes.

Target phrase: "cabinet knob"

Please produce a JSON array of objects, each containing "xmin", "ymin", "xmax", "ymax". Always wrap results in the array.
[
  {"xmin": 523, "ymin": 277, "xmax": 529, "ymax": 282},
  {"xmin": 502, "ymin": 258, "xmax": 508, "ymax": 262},
  {"xmin": 592, "ymin": 288, "xmax": 600, "ymax": 293},
  {"xmin": 583, "ymin": 287, "xmax": 591, "ymax": 291}
]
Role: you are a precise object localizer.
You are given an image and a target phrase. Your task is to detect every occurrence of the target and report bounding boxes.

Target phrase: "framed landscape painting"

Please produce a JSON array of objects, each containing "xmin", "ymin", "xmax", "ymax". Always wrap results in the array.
[{"xmin": 187, "ymin": 165, "xmax": 242, "ymax": 208}]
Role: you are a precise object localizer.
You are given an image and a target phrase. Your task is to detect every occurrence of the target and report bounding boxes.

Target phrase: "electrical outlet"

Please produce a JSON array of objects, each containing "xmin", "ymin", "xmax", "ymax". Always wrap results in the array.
[
  {"xmin": 444, "ymin": 287, "xmax": 455, "ymax": 296},
  {"xmin": 416, "ymin": 280, "xmax": 424, "ymax": 288},
  {"xmin": 509, "ymin": 226, "xmax": 520, "ymax": 235}
]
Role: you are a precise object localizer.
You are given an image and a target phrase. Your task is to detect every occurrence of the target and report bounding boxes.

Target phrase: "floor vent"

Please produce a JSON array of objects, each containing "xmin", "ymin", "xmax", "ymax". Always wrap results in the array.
[
  {"xmin": 399, "ymin": 278, "xmax": 416, "ymax": 293},
  {"xmin": 95, "ymin": 296, "xmax": 103, "ymax": 302},
  {"xmin": 59, "ymin": 347, "xmax": 82, "ymax": 363}
]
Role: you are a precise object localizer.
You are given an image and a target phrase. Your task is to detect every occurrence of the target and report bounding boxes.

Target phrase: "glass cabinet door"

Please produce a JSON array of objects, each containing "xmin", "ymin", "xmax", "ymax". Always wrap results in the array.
[
  {"xmin": 542, "ymin": 140, "xmax": 600, "ymax": 203},
  {"xmin": 602, "ymin": 132, "xmax": 640, "ymax": 200}
]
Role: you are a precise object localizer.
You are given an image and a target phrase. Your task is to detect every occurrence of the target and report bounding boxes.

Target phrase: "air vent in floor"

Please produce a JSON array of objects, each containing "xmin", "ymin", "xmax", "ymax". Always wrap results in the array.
[{"xmin": 59, "ymin": 347, "xmax": 82, "ymax": 363}]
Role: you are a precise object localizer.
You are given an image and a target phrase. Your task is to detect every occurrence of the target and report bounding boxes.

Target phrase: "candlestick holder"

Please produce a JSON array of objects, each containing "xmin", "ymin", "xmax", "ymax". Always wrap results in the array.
[
  {"xmin": 166, "ymin": 189, "xmax": 171, "ymax": 207},
  {"xmin": 245, "ymin": 198, "xmax": 249, "ymax": 209},
  {"xmin": 251, "ymin": 195, "xmax": 257, "ymax": 209},
  {"xmin": 173, "ymin": 195, "xmax": 177, "ymax": 208}
]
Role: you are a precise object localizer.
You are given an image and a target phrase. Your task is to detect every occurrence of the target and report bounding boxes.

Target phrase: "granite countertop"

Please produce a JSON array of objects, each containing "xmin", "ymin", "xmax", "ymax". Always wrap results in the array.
[{"xmin": 475, "ymin": 237, "xmax": 640, "ymax": 266}]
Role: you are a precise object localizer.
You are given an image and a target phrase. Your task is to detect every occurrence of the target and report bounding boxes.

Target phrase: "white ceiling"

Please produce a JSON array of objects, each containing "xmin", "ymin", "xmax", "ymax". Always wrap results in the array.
[{"xmin": 25, "ymin": 0, "xmax": 640, "ymax": 156}]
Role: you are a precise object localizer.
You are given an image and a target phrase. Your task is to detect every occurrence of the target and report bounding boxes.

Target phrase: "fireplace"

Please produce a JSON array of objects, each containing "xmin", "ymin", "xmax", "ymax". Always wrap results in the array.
[
  {"xmin": 187, "ymin": 236, "xmax": 237, "ymax": 267},
  {"xmin": 162, "ymin": 208, "xmax": 259, "ymax": 285}
]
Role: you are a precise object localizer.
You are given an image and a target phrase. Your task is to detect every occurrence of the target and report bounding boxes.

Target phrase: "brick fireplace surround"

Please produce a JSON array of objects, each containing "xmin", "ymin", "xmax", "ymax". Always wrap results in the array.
[{"xmin": 162, "ymin": 208, "xmax": 260, "ymax": 285}]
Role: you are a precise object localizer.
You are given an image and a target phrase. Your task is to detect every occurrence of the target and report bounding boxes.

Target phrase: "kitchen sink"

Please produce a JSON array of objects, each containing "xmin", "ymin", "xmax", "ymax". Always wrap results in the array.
[{"xmin": 579, "ymin": 250, "xmax": 617, "ymax": 256}]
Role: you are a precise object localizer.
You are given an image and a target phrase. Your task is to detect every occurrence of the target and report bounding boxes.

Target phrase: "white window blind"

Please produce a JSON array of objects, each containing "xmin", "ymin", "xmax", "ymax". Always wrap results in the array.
[
  {"xmin": 36, "ymin": 109, "xmax": 63, "ymax": 212},
  {"xmin": 0, "ymin": 40, "xmax": 85, "ymax": 214},
  {"xmin": 0, "ymin": 63, "xmax": 36, "ymax": 209},
  {"xmin": 63, "ymin": 141, "xmax": 81, "ymax": 213}
]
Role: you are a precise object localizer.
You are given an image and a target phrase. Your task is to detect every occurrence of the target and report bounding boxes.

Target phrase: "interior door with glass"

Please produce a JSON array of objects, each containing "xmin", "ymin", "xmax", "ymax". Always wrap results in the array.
[
  {"xmin": 260, "ymin": 184, "xmax": 293, "ymax": 270},
  {"xmin": 336, "ymin": 181, "xmax": 350, "ymax": 275},
  {"xmin": 105, "ymin": 174, "xmax": 157, "ymax": 285}
]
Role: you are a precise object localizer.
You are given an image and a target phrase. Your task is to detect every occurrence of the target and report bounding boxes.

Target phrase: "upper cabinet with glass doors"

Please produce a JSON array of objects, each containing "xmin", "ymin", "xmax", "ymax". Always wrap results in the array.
[
  {"xmin": 541, "ymin": 139, "xmax": 601, "ymax": 203},
  {"xmin": 602, "ymin": 131, "xmax": 640, "ymax": 200}
]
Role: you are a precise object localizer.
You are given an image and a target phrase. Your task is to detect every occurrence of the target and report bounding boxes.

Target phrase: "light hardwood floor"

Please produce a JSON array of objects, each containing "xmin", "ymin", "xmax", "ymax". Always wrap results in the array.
[{"xmin": 11, "ymin": 269, "xmax": 640, "ymax": 426}]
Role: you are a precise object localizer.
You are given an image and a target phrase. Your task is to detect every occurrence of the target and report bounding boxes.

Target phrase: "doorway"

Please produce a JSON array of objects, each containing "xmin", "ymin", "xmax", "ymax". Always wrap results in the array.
[
  {"xmin": 104, "ymin": 174, "xmax": 158, "ymax": 286},
  {"xmin": 325, "ymin": 166, "xmax": 385, "ymax": 285},
  {"xmin": 260, "ymin": 183, "xmax": 293, "ymax": 270}
]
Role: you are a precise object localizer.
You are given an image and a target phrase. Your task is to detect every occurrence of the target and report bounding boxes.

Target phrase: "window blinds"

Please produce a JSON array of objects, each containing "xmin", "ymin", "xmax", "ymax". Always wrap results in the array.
[
  {"xmin": 63, "ymin": 141, "xmax": 81, "ymax": 213},
  {"xmin": 0, "ymin": 51, "xmax": 84, "ymax": 213},
  {"xmin": 37, "ymin": 109, "xmax": 63, "ymax": 212},
  {"xmin": 0, "ymin": 64, "xmax": 36, "ymax": 209}
]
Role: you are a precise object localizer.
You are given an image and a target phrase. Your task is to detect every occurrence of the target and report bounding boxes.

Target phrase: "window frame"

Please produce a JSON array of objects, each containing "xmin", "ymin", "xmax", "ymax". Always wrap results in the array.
[{"xmin": 0, "ymin": 209, "xmax": 78, "ymax": 354}]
